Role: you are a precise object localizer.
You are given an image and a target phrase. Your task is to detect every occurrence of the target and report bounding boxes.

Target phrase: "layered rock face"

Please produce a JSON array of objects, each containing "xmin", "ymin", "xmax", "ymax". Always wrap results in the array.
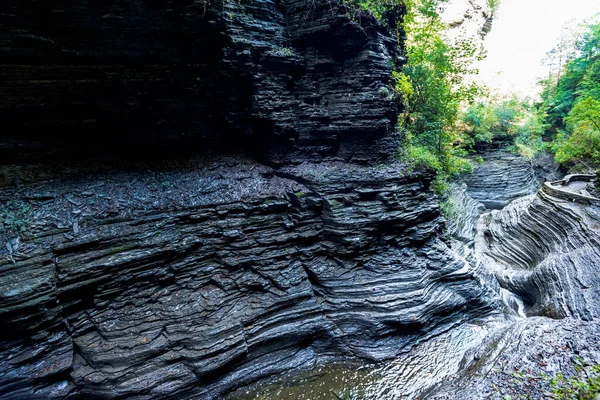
[
  {"xmin": 217, "ymin": 150, "xmax": 600, "ymax": 399},
  {"xmin": 463, "ymin": 150, "xmax": 539, "ymax": 209},
  {"xmin": 0, "ymin": 2, "xmax": 499, "ymax": 398},
  {"xmin": 421, "ymin": 150, "xmax": 600, "ymax": 399},
  {"xmin": 0, "ymin": 0, "xmax": 401, "ymax": 169},
  {"xmin": 478, "ymin": 192, "xmax": 600, "ymax": 320},
  {"xmin": 3, "ymin": 0, "xmax": 600, "ymax": 398},
  {"xmin": 0, "ymin": 158, "xmax": 501, "ymax": 399}
]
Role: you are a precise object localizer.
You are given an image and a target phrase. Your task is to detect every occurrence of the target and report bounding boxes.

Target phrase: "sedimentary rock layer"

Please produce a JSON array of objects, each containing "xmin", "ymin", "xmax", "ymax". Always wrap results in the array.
[
  {"xmin": 464, "ymin": 151, "xmax": 539, "ymax": 209},
  {"xmin": 476, "ymin": 191, "xmax": 600, "ymax": 320},
  {"xmin": 223, "ymin": 150, "xmax": 600, "ymax": 400},
  {"xmin": 0, "ymin": 158, "xmax": 498, "ymax": 399},
  {"xmin": 0, "ymin": 0, "xmax": 402, "ymax": 167},
  {"xmin": 427, "ymin": 154, "xmax": 600, "ymax": 399}
]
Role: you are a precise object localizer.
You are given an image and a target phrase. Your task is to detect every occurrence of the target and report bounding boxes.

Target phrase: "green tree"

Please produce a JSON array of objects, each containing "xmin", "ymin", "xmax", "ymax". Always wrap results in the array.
[
  {"xmin": 541, "ymin": 20, "xmax": 600, "ymax": 167},
  {"xmin": 460, "ymin": 97, "xmax": 545, "ymax": 158},
  {"xmin": 554, "ymin": 97, "xmax": 600, "ymax": 164},
  {"xmin": 396, "ymin": 0, "xmax": 481, "ymax": 183},
  {"xmin": 346, "ymin": 0, "xmax": 485, "ymax": 190},
  {"xmin": 461, "ymin": 102, "xmax": 497, "ymax": 146}
]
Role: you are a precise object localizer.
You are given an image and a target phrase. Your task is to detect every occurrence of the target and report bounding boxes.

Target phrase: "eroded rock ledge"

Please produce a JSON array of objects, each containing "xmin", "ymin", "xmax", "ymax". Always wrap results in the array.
[
  {"xmin": 0, "ymin": 158, "xmax": 498, "ymax": 399},
  {"xmin": 218, "ymin": 150, "xmax": 600, "ymax": 400},
  {"xmin": 0, "ymin": 0, "xmax": 402, "ymax": 178},
  {"xmin": 429, "ymin": 176, "xmax": 600, "ymax": 400},
  {"xmin": 463, "ymin": 151, "xmax": 539, "ymax": 209}
]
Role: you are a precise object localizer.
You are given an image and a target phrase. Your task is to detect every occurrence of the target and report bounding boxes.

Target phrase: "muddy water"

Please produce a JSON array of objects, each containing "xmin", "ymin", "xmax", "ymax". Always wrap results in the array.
[{"xmin": 227, "ymin": 363, "xmax": 377, "ymax": 400}]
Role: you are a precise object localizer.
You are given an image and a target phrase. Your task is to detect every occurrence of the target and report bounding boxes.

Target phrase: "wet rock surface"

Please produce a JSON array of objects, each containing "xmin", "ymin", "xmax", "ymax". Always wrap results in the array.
[
  {"xmin": 425, "ymin": 152, "xmax": 600, "ymax": 399},
  {"xmin": 226, "ymin": 150, "xmax": 600, "ymax": 400},
  {"xmin": 464, "ymin": 151, "xmax": 539, "ymax": 209},
  {"xmin": 532, "ymin": 151, "xmax": 566, "ymax": 184},
  {"xmin": 2, "ymin": 139, "xmax": 599, "ymax": 400},
  {"xmin": 1, "ymin": 0, "xmax": 599, "ymax": 397},
  {"xmin": 0, "ymin": 157, "xmax": 500, "ymax": 399},
  {"xmin": 428, "ymin": 318, "xmax": 600, "ymax": 400},
  {"xmin": 1, "ymin": 149, "xmax": 599, "ymax": 400}
]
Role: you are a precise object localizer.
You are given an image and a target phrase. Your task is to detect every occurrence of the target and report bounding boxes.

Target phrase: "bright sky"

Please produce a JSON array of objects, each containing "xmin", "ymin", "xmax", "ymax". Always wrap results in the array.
[{"xmin": 477, "ymin": 0, "xmax": 600, "ymax": 99}]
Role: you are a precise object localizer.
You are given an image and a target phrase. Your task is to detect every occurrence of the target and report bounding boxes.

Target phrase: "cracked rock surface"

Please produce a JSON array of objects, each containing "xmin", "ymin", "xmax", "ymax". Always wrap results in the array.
[
  {"xmin": 0, "ymin": 157, "xmax": 499, "ymax": 399},
  {"xmin": 227, "ymin": 150, "xmax": 600, "ymax": 400}
]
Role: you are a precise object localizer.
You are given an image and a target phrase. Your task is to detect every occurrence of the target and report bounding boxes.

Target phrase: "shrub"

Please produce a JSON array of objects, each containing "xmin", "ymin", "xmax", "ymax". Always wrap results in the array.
[{"xmin": 547, "ymin": 362, "xmax": 600, "ymax": 399}]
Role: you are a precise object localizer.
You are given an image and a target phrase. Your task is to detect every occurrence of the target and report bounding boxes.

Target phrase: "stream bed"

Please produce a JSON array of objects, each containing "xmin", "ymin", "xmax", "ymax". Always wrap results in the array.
[{"xmin": 229, "ymin": 152, "xmax": 600, "ymax": 400}]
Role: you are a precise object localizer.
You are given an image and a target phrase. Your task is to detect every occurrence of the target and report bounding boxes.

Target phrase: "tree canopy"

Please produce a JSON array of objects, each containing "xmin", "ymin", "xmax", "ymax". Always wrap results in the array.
[{"xmin": 541, "ymin": 20, "xmax": 600, "ymax": 168}]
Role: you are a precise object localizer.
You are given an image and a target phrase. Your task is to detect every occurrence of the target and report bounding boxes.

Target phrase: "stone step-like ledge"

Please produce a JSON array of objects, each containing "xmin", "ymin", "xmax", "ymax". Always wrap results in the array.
[{"xmin": 542, "ymin": 174, "xmax": 600, "ymax": 205}]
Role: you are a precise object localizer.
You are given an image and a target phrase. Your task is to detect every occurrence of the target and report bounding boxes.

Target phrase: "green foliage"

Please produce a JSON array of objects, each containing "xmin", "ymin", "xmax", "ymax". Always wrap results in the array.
[
  {"xmin": 494, "ymin": 99, "xmax": 519, "ymax": 133},
  {"xmin": 547, "ymin": 362, "xmax": 600, "ymax": 399},
  {"xmin": 541, "ymin": 20, "xmax": 600, "ymax": 168},
  {"xmin": 404, "ymin": 143, "xmax": 442, "ymax": 172},
  {"xmin": 0, "ymin": 201, "xmax": 31, "ymax": 238},
  {"xmin": 459, "ymin": 97, "xmax": 546, "ymax": 158},
  {"xmin": 402, "ymin": 140, "xmax": 473, "ymax": 195},
  {"xmin": 565, "ymin": 96, "xmax": 600, "ymax": 133},
  {"xmin": 351, "ymin": 0, "xmax": 519, "ymax": 195},
  {"xmin": 392, "ymin": 0, "xmax": 482, "ymax": 194},
  {"xmin": 392, "ymin": 70, "xmax": 413, "ymax": 103},
  {"xmin": 439, "ymin": 196, "xmax": 458, "ymax": 219},
  {"xmin": 512, "ymin": 108, "xmax": 546, "ymax": 158},
  {"xmin": 445, "ymin": 151, "xmax": 474, "ymax": 176},
  {"xmin": 342, "ymin": 0, "xmax": 399, "ymax": 23},
  {"xmin": 280, "ymin": 47, "xmax": 294, "ymax": 56},
  {"xmin": 461, "ymin": 102, "xmax": 497, "ymax": 145},
  {"xmin": 554, "ymin": 96, "xmax": 600, "ymax": 164},
  {"xmin": 345, "ymin": 0, "xmax": 485, "ymax": 195},
  {"xmin": 487, "ymin": 0, "xmax": 500, "ymax": 15}
]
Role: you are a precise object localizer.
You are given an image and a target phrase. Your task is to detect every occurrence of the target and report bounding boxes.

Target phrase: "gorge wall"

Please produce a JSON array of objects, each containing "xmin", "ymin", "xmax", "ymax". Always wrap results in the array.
[
  {"xmin": 0, "ymin": 0, "xmax": 402, "ymax": 170},
  {"xmin": 0, "ymin": 159, "xmax": 502, "ymax": 399},
  {"xmin": 218, "ymin": 148, "xmax": 600, "ymax": 400},
  {"xmin": 0, "ymin": 1, "xmax": 496, "ymax": 399},
  {"xmin": 3, "ymin": 1, "xmax": 600, "ymax": 399}
]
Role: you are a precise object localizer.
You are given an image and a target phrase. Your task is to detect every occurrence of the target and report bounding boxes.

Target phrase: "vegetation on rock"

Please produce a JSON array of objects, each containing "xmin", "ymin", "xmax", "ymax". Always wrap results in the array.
[
  {"xmin": 460, "ymin": 97, "xmax": 546, "ymax": 159},
  {"xmin": 396, "ymin": 0, "xmax": 482, "ymax": 187},
  {"xmin": 348, "ymin": 0, "xmax": 490, "ymax": 192},
  {"xmin": 540, "ymin": 20, "xmax": 600, "ymax": 170},
  {"xmin": 547, "ymin": 362, "xmax": 600, "ymax": 400},
  {"xmin": 351, "ymin": 0, "xmax": 598, "ymax": 181}
]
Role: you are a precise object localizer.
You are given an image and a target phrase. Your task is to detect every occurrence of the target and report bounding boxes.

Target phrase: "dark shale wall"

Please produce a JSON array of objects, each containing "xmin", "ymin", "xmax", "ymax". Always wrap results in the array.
[{"xmin": 0, "ymin": 0, "xmax": 403, "ymax": 164}]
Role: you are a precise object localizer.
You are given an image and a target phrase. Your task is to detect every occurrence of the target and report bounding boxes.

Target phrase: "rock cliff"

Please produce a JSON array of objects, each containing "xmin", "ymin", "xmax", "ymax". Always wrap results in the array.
[
  {"xmin": 0, "ymin": 0, "xmax": 402, "ymax": 172},
  {"xmin": 0, "ymin": 1, "xmax": 493, "ymax": 399},
  {"xmin": 2, "ymin": 0, "xmax": 600, "ymax": 399},
  {"xmin": 0, "ymin": 157, "xmax": 502, "ymax": 399},
  {"xmin": 223, "ymin": 150, "xmax": 600, "ymax": 399},
  {"xmin": 463, "ymin": 150, "xmax": 539, "ymax": 209}
]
